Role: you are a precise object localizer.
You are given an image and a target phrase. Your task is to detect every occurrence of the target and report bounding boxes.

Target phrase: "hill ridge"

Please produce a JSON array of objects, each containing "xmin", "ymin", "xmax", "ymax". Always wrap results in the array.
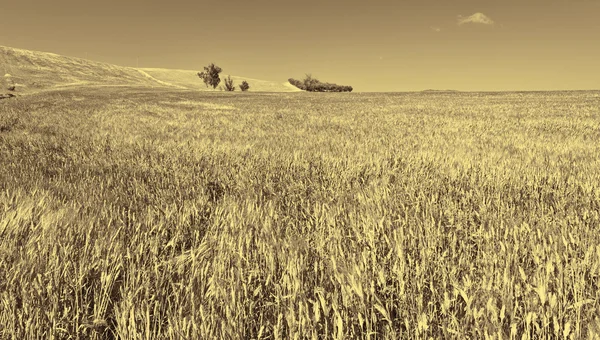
[{"xmin": 0, "ymin": 45, "xmax": 301, "ymax": 93}]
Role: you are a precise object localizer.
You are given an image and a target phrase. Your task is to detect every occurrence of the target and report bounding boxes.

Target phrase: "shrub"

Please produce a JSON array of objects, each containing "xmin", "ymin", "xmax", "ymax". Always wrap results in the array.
[
  {"xmin": 197, "ymin": 63, "xmax": 222, "ymax": 89},
  {"xmin": 288, "ymin": 75, "xmax": 352, "ymax": 92},
  {"xmin": 224, "ymin": 76, "xmax": 235, "ymax": 91},
  {"xmin": 239, "ymin": 81, "xmax": 250, "ymax": 92},
  {"xmin": 303, "ymin": 74, "xmax": 319, "ymax": 91},
  {"xmin": 288, "ymin": 78, "xmax": 306, "ymax": 90}
]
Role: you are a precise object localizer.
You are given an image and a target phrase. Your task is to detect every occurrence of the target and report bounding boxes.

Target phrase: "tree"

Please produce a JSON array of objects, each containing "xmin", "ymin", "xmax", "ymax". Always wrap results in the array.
[
  {"xmin": 239, "ymin": 80, "xmax": 250, "ymax": 92},
  {"xmin": 224, "ymin": 75, "xmax": 235, "ymax": 91},
  {"xmin": 197, "ymin": 63, "xmax": 222, "ymax": 89},
  {"xmin": 303, "ymin": 74, "xmax": 319, "ymax": 91}
]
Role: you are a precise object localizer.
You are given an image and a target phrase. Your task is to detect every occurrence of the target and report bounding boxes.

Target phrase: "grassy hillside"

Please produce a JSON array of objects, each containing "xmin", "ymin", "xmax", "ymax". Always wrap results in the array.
[
  {"xmin": 140, "ymin": 68, "xmax": 302, "ymax": 92},
  {"xmin": 1, "ymin": 88, "xmax": 600, "ymax": 338},
  {"xmin": 0, "ymin": 45, "xmax": 163, "ymax": 92},
  {"xmin": 0, "ymin": 45, "xmax": 301, "ymax": 93}
]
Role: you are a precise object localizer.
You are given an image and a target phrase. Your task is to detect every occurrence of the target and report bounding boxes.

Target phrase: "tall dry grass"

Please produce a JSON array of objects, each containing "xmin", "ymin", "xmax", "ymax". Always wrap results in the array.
[{"xmin": 1, "ymin": 87, "xmax": 600, "ymax": 339}]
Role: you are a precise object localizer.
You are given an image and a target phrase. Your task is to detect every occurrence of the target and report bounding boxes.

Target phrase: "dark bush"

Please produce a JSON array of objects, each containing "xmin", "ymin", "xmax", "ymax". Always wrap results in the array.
[
  {"xmin": 239, "ymin": 81, "xmax": 250, "ymax": 92},
  {"xmin": 288, "ymin": 75, "xmax": 352, "ymax": 92},
  {"xmin": 303, "ymin": 74, "xmax": 320, "ymax": 91},
  {"xmin": 288, "ymin": 78, "xmax": 306, "ymax": 90}
]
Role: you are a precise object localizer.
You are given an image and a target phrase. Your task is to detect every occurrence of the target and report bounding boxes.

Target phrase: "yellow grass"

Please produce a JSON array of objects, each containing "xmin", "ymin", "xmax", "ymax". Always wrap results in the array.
[{"xmin": 1, "ymin": 84, "xmax": 600, "ymax": 339}]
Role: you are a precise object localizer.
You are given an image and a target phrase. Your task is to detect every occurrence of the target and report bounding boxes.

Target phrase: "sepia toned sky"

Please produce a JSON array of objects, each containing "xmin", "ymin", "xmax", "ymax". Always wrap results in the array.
[{"xmin": 2, "ymin": 0, "xmax": 599, "ymax": 91}]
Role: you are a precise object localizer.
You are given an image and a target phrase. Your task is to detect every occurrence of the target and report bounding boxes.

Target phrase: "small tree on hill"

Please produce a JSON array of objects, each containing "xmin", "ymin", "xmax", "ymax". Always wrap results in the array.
[
  {"xmin": 224, "ymin": 75, "xmax": 235, "ymax": 91},
  {"xmin": 197, "ymin": 63, "xmax": 222, "ymax": 89},
  {"xmin": 239, "ymin": 80, "xmax": 250, "ymax": 92}
]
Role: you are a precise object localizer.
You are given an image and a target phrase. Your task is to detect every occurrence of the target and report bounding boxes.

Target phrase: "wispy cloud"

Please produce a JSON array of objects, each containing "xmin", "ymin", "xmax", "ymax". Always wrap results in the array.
[
  {"xmin": 430, "ymin": 26, "xmax": 442, "ymax": 32},
  {"xmin": 457, "ymin": 12, "xmax": 495, "ymax": 26}
]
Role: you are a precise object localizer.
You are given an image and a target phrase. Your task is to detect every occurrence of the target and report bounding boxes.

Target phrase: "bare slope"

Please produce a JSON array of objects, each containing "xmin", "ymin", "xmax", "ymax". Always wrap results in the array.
[
  {"xmin": 140, "ymin": 68, "xmax": 302, "ymax": 92},
  {"xmin": 0, "ymin": 45, "xmax": 163, "ymax": 93}
]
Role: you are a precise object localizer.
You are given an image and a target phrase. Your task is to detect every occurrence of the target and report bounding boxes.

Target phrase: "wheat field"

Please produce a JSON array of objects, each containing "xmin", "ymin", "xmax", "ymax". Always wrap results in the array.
[{"xmin": 1, "ymin": 87, "xmax": 600, "ymax": 339}]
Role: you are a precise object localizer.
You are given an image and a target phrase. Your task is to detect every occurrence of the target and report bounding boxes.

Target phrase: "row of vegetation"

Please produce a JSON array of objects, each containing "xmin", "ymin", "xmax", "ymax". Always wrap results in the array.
[
  {"xmin": 197, "ymin": 63, "xmax": 250, "ymax": 92},
  {"xmin": 197, "ymin": 63, "xmax": 353, "ymax": 93},
  {"xmin": 289, "ymin": 74, "xmax": 353, "ymax": 92}
]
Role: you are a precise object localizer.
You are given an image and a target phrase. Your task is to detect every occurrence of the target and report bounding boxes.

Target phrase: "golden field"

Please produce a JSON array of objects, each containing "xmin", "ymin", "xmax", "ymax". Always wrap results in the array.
[{"xmin": 1, "ymin": 86, "xmax": 600, "ymax": 339}]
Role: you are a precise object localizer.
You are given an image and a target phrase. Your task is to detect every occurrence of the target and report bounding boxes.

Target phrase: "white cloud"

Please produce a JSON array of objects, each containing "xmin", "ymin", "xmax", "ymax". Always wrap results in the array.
[
  {"xmin": 457, "ymin": 12, "xmax": 495, "ymax": 25},
  {"xmin": 430, "ymin": 26, "xmax": 442, "ymax": 32}
]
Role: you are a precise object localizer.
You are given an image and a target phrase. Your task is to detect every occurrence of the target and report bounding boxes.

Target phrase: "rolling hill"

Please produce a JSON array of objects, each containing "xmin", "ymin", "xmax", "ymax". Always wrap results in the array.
[
  {"xmin": 0, "ymin": 45, "xmax": 161, "ymax": 92},
  {"xmin": 140, "ymin": 68, "xmax": 301, "ymax": 92},
  {"xmin": 0, "ymin": 45, "xmax": 301, "ymax": 93}
]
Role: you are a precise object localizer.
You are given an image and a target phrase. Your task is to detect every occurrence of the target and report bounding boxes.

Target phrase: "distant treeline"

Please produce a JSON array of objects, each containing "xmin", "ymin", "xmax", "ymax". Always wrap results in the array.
[{"xmin": 288, "ymin": 75, "xmax": 353, "ymax": 92}]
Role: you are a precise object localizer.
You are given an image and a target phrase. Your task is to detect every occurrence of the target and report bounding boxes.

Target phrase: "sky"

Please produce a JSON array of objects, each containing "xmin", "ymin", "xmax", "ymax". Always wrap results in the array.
[{"xmin": 1, "ymin": 0, "xmax": 599, "ymax": 92}]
